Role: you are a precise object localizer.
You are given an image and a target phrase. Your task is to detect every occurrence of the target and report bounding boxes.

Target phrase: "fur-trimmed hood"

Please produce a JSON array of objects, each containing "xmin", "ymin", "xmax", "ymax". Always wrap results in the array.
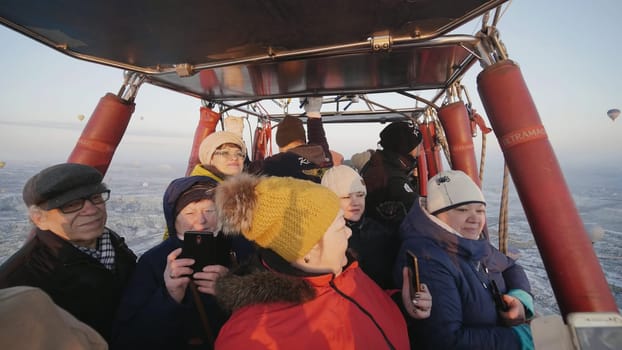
[
  {"xmin": 215, "ymin": 268, "xmax": 316, "ymax": 312},
  {"xmin": 214, "ymin": 173, "xmax": 260, "ymax": 237},
  {"xmin": 215, "ymin": 255, "xmax": 316, "ymax": 312}
]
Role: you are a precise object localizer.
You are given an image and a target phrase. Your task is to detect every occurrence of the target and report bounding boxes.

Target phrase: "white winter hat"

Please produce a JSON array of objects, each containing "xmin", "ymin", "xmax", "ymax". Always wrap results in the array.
[
  {"xmin": 321, "ymin": 165, "xmax": 366, "ymax": 197},
  {"xmin": 198, "ymin": 131, "xmax": 246, "ymax": 165},
  {"xmin": 426, "ymin": 170, "xmax": 485, "ymax": 215}
]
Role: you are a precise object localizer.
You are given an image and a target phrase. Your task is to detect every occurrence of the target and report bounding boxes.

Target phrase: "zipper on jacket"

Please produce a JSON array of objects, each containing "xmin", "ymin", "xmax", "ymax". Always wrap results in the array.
[{"xmin": 329, "ymin": 279, "xmax": 396, "ymax": 350}]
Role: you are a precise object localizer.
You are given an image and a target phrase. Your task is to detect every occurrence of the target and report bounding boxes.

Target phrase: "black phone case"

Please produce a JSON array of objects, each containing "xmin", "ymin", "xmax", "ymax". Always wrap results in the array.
[{"xmin": 178, "ymin": 231, "xmax": 232, "ymax": 273}]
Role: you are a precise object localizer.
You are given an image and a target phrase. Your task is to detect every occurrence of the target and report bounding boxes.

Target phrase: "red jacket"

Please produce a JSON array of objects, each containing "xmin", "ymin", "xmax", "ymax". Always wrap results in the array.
[{"xmin": 215, "ymin": 260, "xmax": 409, "ymax": 350}]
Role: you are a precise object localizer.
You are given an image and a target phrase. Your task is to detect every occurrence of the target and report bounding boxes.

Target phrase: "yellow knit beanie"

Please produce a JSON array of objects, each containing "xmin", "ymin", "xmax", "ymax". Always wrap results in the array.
[{"xmin": 215, "ymin": 173, "xmax": 340, "ymax": 262}]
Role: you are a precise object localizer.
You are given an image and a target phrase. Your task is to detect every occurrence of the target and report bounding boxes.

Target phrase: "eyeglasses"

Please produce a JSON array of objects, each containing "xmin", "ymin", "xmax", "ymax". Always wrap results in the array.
[
  {"xmin": 58, "ymin": 190, "xmax": 110, "ymax": 214},
  {"xmin": 213, "ymin": 150, "xmax": 245, "ymax": 160}
]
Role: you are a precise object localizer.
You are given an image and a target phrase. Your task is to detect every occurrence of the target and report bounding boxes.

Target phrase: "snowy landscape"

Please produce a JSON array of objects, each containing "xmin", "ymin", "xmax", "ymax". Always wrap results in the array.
[{"xmin": 1, "ymin": 160, "xmax": 620, "ymax": 315}]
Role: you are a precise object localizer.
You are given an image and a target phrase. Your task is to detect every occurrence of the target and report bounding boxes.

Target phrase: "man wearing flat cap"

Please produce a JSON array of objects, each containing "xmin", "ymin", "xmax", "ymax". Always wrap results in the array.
[{"xmin": 0, "ymin": 163, "xmax": 137, "ymax": 342}]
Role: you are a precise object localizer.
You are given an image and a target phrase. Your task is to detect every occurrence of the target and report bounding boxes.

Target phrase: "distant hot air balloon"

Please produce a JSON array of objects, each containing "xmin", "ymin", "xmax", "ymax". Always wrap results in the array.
[
  {"xmin": 77, "ymin": 114, "xmax": 85, "ymax": 121},
  {"xmin": 607, "ymin": 108, "xmax": 620, "ymax": 121},
  {"xmin": 0, "ymin": 161, "xmax": 5, "ymax": 169}
]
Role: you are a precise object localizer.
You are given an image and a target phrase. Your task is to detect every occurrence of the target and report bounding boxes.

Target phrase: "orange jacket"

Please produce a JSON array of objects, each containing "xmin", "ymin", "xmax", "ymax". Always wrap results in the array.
[{"xmin": 215, "ymin": 261, "xmax": 409, "ymax": 350}]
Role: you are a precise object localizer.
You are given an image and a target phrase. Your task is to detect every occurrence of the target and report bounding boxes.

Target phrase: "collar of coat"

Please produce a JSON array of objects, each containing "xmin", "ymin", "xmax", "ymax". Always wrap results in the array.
[
  {"xmin": 34, "ymin": 228, "xmax": 132, "ymax": 266},
  {"xmin": 399, "ymin": 198, "xmax": 488, "ymax": 261},
  {"xmin": 190, "ymin": 164, "xmax": 226, "ymax": 182},
  {"xmin": 374, "ymin": 149, "xmax": 416, "ymax": 172},
  {"xmin": 215, "ymin": 249, "xmax": 358, "ymax": 312}
]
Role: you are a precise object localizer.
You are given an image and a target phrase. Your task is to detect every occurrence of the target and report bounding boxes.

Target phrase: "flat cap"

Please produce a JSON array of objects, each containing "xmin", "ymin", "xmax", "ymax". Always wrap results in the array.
[{"xmin": 22, "ymin": 163, "xmax": 107, "ymax": 210}]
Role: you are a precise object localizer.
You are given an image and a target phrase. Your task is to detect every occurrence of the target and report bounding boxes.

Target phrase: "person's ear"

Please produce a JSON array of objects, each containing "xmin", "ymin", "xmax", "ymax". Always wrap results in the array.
[
  {"xmin": 308, "ymin": 241, "xmax": 323, "ymax": 261},
  {"xmin": 29, "ymin": 206, "xmax": 49, "ymax": 230},
  {"xmin": 293, "ymin": 243, "xmax": 321, "ymax": 268}
]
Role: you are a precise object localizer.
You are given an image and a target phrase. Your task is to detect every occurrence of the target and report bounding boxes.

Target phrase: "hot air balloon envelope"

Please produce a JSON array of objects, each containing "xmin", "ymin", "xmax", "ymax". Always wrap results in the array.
[
  {"xmin": 77, "ymin": 114, "xmax": 85, "ymax": 121},
  {"xmin": 607, "ymin": 108, "xmax": 620, "ymax": 121}
]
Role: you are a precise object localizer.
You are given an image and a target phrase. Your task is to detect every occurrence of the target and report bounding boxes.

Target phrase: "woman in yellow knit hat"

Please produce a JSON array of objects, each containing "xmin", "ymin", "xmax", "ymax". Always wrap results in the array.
[{"xmin": 213, "ymin": 173, "xmax": 431, "ymax": 350}]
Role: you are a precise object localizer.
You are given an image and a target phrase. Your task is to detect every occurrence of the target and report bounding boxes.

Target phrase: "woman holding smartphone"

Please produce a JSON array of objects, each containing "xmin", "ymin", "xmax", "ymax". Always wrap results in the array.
[
  {"xmin": 113, "ymin": 176, "xmax": 251, "ymax": 350},
  {"xmin": 394, "ymin": 170, "xmax": 534, "ymax": 350}
]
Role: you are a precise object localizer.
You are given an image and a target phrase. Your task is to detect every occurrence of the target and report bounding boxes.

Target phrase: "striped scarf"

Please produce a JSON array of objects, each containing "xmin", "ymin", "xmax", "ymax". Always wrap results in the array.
[{"xmin": 73, "ymin": 230, "xmax": 116, "ymax": 270}]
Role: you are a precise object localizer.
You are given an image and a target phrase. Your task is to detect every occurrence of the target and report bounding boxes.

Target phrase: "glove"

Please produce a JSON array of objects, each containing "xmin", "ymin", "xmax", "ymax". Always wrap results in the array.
[
  {"xmin": 300, "ymin": 97, "xmax": 322, "ymax": 118},
  {"xmin": 511, "ymin": 324, "xmax": 534, "ymax": 350}
]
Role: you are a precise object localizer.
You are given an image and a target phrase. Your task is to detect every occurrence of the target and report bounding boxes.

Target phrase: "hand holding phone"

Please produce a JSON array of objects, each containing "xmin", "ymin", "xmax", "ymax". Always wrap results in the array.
[
  {"xmin": 178, "ymin": 231, "xmax": 232, "ymax": 274},
  {"xmin": 406, "ymin": 250, "xmax": 421, "ymax": 295},
  {"xmin": 489, "ymin": 279, "xmax": 510, "ymax": 312}
]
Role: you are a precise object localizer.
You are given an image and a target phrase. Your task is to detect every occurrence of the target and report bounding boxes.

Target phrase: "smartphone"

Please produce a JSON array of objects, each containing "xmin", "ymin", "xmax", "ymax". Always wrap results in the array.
[
  {"xmin": 405, "ymin": 250, "xmax": 421, "ymax": 294},
  {"xmin": 178, "ymin": 231, "xmax": 232, "ymax": 273},
  {"xmin": 489, "ymin": 279, "xmax": 510, "ymax": 312},
  {"xmin": 567, "ymin": 312, "xmax": 622, "ymax": 350}
]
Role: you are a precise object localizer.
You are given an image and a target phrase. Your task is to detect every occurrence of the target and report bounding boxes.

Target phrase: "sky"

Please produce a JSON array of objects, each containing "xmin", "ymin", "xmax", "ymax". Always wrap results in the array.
[{"xmin": 0, "ymin": 0, "xmax": 620, "ymax": 172}]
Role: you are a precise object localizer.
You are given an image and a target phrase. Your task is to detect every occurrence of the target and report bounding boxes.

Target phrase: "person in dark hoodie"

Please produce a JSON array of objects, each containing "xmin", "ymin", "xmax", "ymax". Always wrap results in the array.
[
  {"xmin": 112, "ymin": 176, "xmax": 252, "ymax": 350},
  {"xmin": 361, "ymin": 121, "xmax": 422, "ymax": 230},
  {"xmin": 248, "ymin": 96, "xmax": 333, "ymax": 183},
  {"xmin": 394, "ymin": 170, "xmax": 534, "ymax": 350}
]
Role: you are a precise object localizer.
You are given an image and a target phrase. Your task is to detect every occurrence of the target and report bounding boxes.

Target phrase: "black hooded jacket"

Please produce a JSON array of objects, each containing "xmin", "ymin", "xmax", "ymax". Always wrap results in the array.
[
  {"xmin": 346, "ymin": 217, "xmax": 400, "ymax": 289},
  {"xmin": 361, "ymin": 149, "xmax": 419, "ymax": 230}
]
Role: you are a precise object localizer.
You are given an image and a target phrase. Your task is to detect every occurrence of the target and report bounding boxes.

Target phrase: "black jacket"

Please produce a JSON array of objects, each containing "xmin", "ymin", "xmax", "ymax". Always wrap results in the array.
[
  {"xmin": 256, "ymin": 144, "xmax": 332, "ymax": 183},
  {"xmin": 347, "ymin": 217, "xmax": 400, "ymax": 289},
  {"xmin": 361, "ymin": 149, "xmax": 418, "ymax": 229},
  {"xmin": 0, "ymin": 228, "xmax": 137, "ymax": 342}
]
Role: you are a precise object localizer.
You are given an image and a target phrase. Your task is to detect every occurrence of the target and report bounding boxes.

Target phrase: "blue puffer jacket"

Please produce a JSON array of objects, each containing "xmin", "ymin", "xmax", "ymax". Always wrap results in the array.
[{"xmin": 394, "ymin": 199, "xmax": 533, "ymax": 350}]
